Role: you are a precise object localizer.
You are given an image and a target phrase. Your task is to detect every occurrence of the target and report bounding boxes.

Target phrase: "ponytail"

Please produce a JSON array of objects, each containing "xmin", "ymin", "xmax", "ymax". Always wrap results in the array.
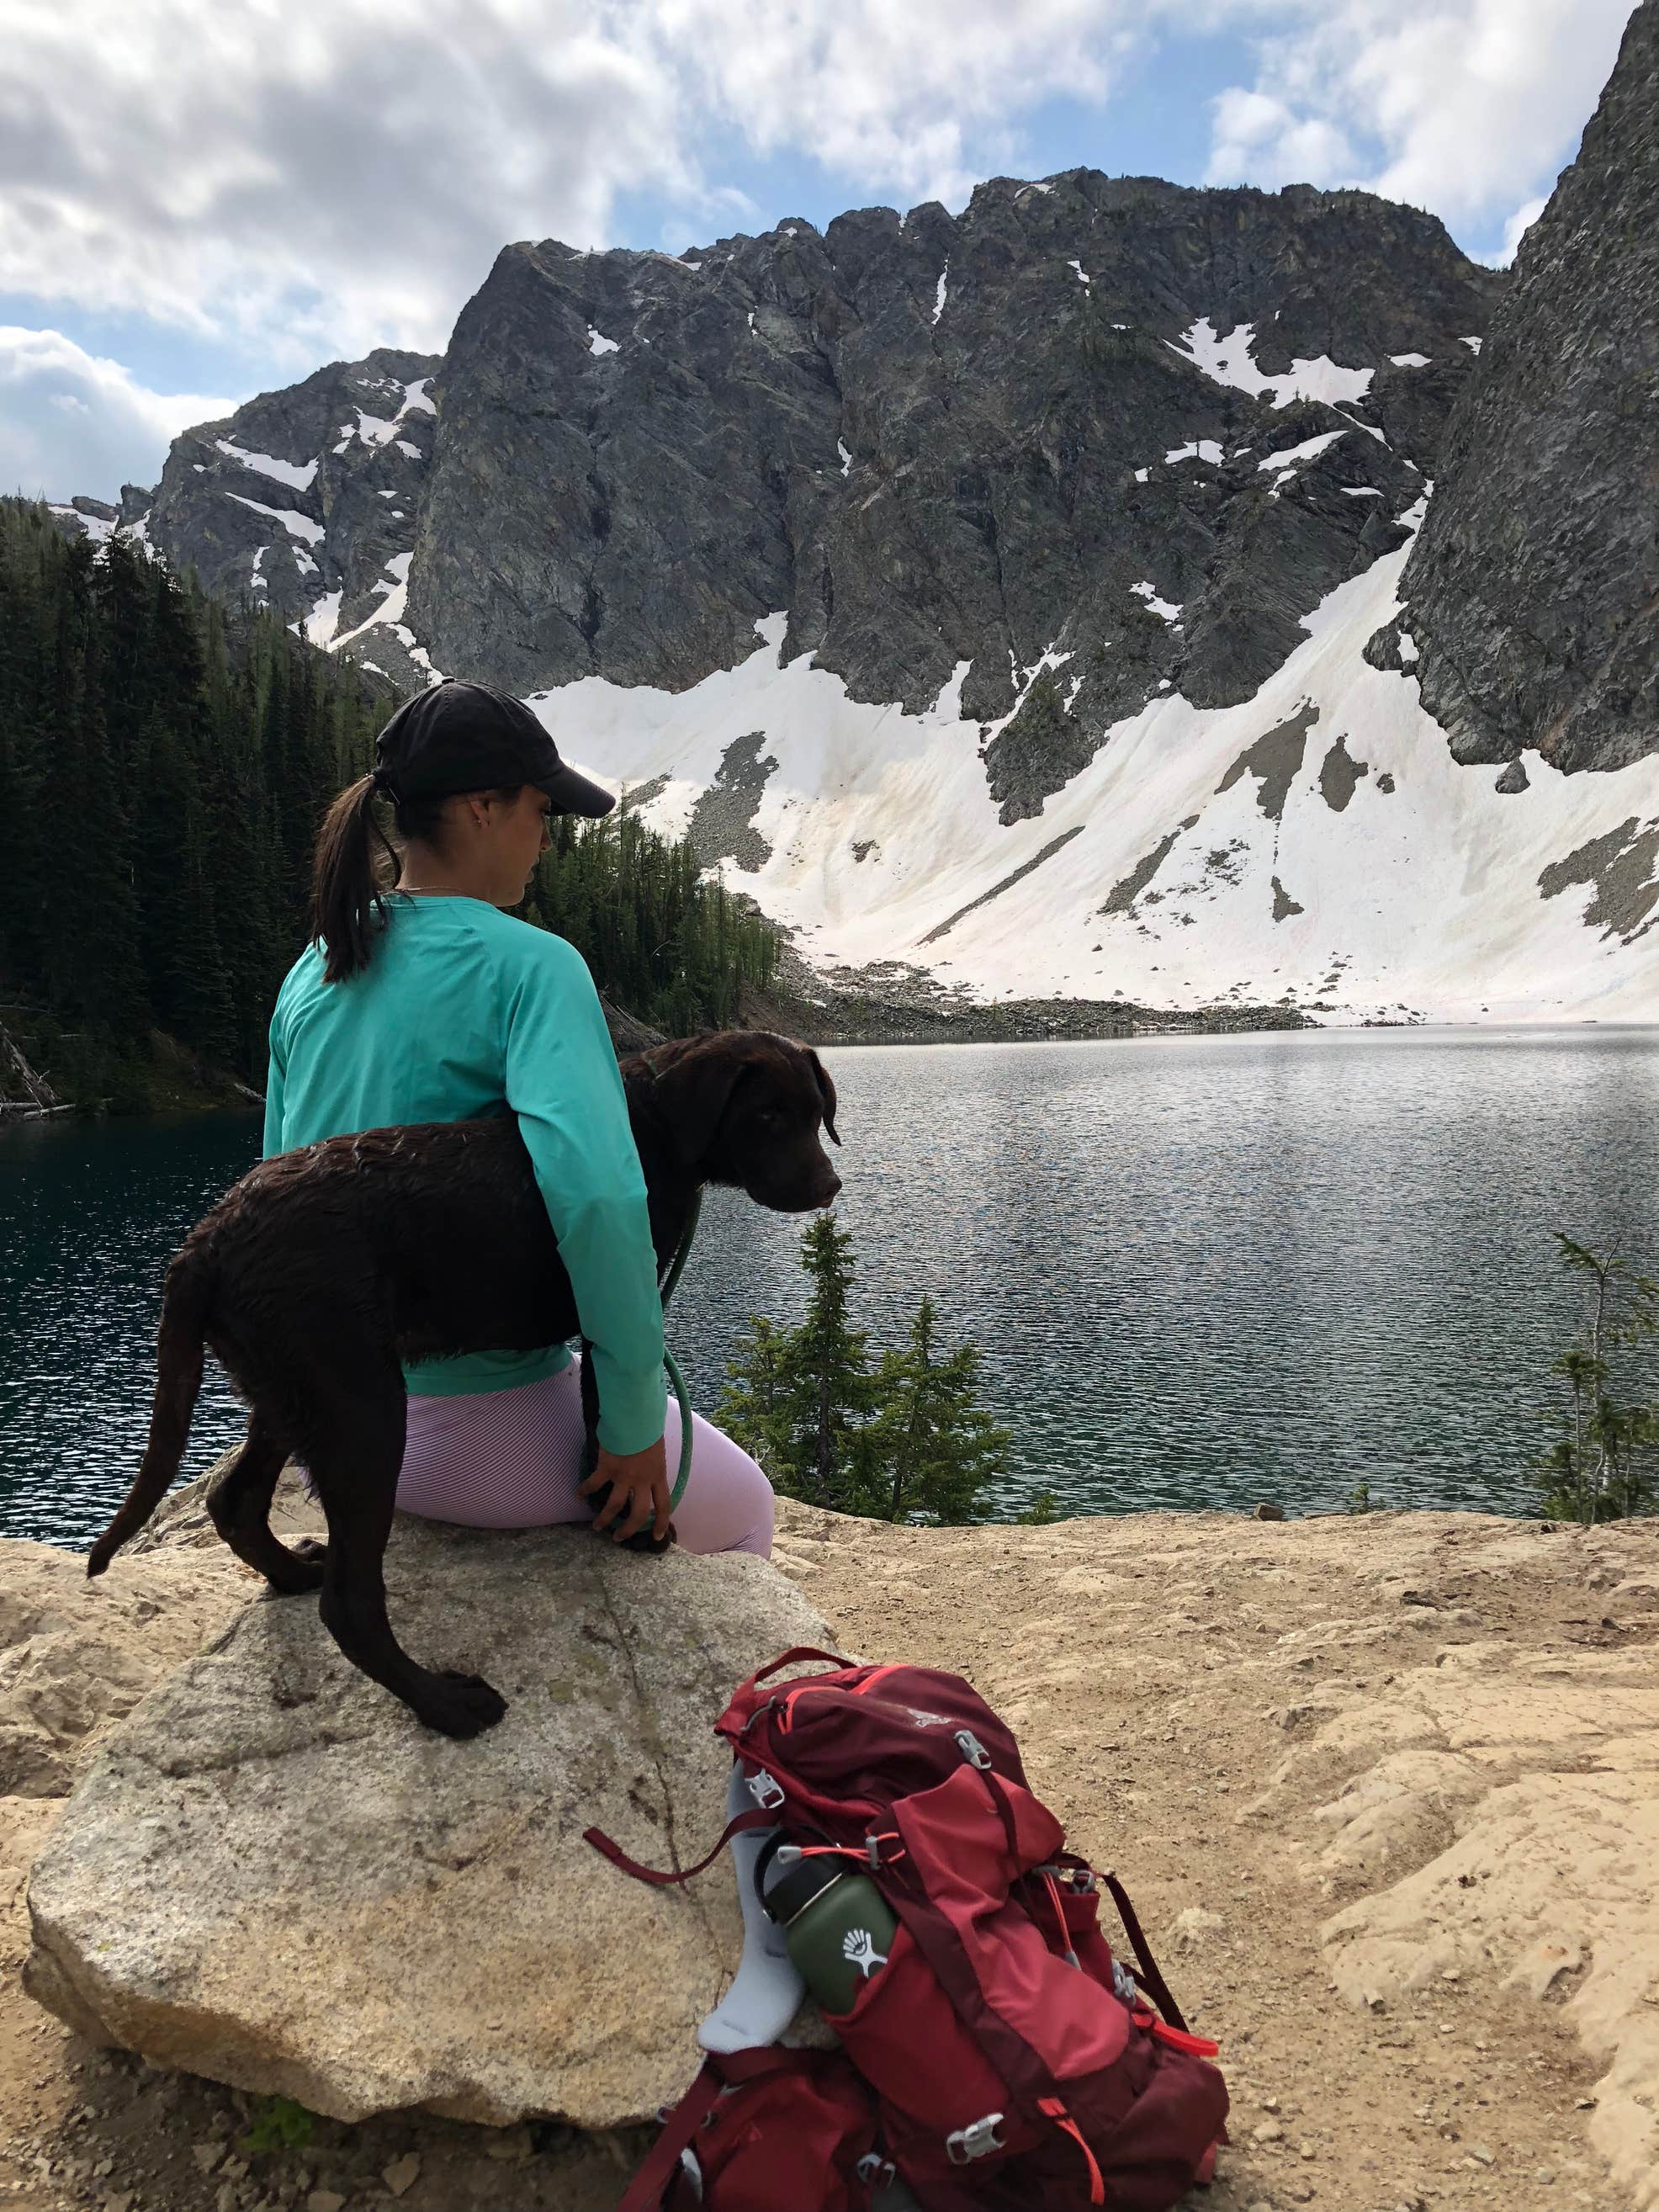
[{"xmin": 310, "ymin": 775, "xmax": 403, "ymax": 983}]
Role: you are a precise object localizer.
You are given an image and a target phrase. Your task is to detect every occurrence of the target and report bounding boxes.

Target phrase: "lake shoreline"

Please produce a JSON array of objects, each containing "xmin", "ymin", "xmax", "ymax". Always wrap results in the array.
[{"xmin": 8, "ymin": 1029, "xmax": 1658, "ymax": 1541}]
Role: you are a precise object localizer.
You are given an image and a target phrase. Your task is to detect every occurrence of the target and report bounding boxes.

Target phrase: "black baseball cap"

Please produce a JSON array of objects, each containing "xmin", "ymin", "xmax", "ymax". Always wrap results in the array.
[{"xmin": 373, "ymin": 679, "xmax": 616, "ymax": 816}]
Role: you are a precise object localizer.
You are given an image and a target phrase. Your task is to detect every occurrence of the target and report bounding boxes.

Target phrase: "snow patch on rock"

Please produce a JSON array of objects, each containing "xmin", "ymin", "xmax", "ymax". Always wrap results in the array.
[
  {"xmin": 214, "ymin": 439, "xmax": 318, "ymax": 491},
  {"xmin": 1168, "ymin": 318, "xmax": 1375, "ymax": 410}
]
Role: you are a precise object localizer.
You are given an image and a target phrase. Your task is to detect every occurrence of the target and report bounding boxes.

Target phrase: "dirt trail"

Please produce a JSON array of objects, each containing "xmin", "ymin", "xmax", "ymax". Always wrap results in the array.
[
  {"xmin": 771, "ymin": 1504, "xmax": 1659, "ymax": 2212},
  {"xmin": 3, "ymin": 1504, "xmax": 1656, "ymax": 2212}
]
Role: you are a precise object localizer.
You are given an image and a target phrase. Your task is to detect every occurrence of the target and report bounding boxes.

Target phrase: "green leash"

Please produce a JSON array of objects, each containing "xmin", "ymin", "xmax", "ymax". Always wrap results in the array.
[{"xmin": 660, "ymin": 1189, "xmax": 702, "ymax": 1511}]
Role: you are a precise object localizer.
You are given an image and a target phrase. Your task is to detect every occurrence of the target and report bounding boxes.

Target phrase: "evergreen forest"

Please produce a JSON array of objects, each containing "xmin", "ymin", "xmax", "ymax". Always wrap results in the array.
[{"xmin": 0, "ymin": 500, "xmax": 777, "ymax": 1111}]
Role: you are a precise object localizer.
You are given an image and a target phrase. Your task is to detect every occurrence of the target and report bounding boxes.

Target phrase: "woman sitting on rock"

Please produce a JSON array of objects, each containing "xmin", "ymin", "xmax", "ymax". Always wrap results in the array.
[{"xmin": 262, "ymin": 677, "xmax": 775, "ymax": 1557}]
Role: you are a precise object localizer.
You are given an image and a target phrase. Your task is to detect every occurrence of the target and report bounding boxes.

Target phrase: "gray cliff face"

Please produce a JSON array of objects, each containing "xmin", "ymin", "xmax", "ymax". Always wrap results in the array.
[
  {"xmin": 132, "ymin": 174, "xmax": 1500, "ymax": 820},
  {"xmin": 1391, "ymin": 0, "xmax": 1659, "ymax": 775},
  {"xmin": 411, "ymin": 178, "xmax": 1499, "ymax": 820},
  {"xmin": 142, "ymin": 347, "xmax": 441, "ymax": 687}
]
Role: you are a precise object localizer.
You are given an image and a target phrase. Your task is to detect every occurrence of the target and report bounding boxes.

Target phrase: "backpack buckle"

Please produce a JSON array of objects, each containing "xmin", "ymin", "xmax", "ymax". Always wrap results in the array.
[
  {"xmin": 1034, "ymin": 1861, "xmax": 1098, "ymax": 1894},
  {"xmin": 856, "ymin": 2153, "xmax": 896, "ymax": 2188},
  {"xmin": 954, "ymin": 1730, "xmax": 993, "ymax": 1771},
  {"xmin": 946, "ymin": 2113, "xmax": 1006, "ymax": 2163},
  {"xmin": 746, "ymin": 1768, "xmax": 786, "ymax": 1812}
]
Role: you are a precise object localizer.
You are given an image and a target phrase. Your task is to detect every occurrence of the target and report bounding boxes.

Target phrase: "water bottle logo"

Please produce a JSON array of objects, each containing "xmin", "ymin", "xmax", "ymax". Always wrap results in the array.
[{"xmin": 843, "ymin": 1928, "xmax": 889, "ymax": 1980}]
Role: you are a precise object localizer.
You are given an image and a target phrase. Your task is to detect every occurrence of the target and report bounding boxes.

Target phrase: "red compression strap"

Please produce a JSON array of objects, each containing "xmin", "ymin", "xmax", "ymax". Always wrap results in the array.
[
  {"xmin": 1039, "ymin": 2098, "xmax": 1105, "ymax": 2207},
  {"xmin": 617, "ymin": 2061, "xmax": 723, "ymax": 2212},
  {"xmin": 584, "ymin": 1807, "xmax": 777, "ymax": 1887},
  {"xmin": 1043, "ymin": 1873, "xmax": 1079, "ymax": 1962},
  {"xmin": 1134, "ymin": 2008, "xmax": 1221, "ymax": 2059},
  {"xmin": 789, "ymin": 1835, "xmax": 906, "ymax": 1867}
]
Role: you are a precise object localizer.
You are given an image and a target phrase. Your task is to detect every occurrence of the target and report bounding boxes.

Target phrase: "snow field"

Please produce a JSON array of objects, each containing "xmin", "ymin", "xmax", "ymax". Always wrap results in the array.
[{"xmin": 524, "ymin": 529, "xmax": 1659, "ymax": 1026}]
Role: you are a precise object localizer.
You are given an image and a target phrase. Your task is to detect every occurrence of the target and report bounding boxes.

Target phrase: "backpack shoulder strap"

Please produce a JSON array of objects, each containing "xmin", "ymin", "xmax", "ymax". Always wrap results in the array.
[
  {"xmin": 1101, "ymin": 1871, "xmax": 1190, "ymax": 2034},
  {"xmin": 619, "ymin": 2060, "xmax": 725, "ymax": 2212}
]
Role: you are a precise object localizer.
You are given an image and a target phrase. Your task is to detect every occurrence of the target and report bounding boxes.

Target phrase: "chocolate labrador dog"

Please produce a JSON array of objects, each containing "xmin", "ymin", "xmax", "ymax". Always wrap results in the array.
[{"xmin": 87, "ymin": 1031, "xmax": 840, "ymax": 1737}]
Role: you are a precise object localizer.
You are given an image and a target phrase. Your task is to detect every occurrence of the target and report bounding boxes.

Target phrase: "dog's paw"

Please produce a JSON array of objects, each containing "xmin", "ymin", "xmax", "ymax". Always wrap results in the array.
[
  {"xmin": 416, "ymin": 1672, "xmax": 509, "ymax": 1739},
  {"xmin": 262, "ymin": 1538, "xmax": 327, "ymax": 1595}
]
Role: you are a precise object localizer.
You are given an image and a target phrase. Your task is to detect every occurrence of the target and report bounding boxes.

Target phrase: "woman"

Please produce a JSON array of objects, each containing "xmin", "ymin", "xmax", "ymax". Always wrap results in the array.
[{"xmin": 262, "ymin": 677, "xmax": 774, "ymax": 1557}]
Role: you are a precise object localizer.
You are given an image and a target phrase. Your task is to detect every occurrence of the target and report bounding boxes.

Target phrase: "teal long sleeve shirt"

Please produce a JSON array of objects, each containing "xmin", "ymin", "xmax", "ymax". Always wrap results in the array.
[{"xmin": 262, "ymin": 894, "xmax": 667, "ymax": 1456}]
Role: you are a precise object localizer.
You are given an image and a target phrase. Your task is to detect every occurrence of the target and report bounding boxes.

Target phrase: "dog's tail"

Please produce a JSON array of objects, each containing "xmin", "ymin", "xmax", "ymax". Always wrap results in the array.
[{"xmin": 87, "ymin": 1248, "xmax": 214, "ymax": 1578}]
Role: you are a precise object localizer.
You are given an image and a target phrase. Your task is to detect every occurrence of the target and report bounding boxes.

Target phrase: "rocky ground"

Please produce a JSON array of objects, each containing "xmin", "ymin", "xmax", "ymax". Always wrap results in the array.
[{"xmin": 3, "ymin": 1503, "xmax": 1656, "ymax": 2211}]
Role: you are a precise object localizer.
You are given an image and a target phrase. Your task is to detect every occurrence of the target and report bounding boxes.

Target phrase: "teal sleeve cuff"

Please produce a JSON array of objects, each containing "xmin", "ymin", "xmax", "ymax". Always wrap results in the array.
[{"xmin": 590, "ymin": 1358, "xmax": 670, "ymax": 1457}]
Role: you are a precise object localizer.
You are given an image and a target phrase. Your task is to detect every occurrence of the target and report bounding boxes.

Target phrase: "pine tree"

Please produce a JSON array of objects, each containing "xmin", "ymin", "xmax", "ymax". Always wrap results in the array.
[
  {"xmin": 718, "ymin": 1229, "xmax": 1010, "ymax": 1524},
  {"xmin": 717, "ymin": 1215, "xmax": 876, "ymax": 1511},
  {"xmin": 1534, "ymin": 1235, "xmax": 1659, "ymax": 1524},
  {"xmin": 852, "ymin": 1295, "xmax": 1008, "ymax": 1525},
  {"xmin": 0, "ymin": 496, "xmax": 779, "ymax": 1110},
  {"xmin": 786, "ymin": 1216, "xmax": 877, "ymax": 1509},
  {"xmin": 716, "ymin": 1314, "xmax": 800, "ymax": 1483}
]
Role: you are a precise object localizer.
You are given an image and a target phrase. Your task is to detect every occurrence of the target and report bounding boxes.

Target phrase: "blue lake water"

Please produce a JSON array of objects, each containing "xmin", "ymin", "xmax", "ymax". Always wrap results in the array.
[{"xmin": 3, "ymin": 1026, "xmax": 1657, "ymax": 1545}]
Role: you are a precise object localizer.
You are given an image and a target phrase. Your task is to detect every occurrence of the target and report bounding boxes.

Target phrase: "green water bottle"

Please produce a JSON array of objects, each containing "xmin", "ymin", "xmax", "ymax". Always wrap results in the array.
[{"xmin": 763, "ymin": 1852, "xmax": 899, "ymax": 2015}]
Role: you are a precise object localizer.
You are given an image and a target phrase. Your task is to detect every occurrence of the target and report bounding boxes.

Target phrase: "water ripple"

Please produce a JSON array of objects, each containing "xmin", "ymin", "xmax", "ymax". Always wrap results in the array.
[{"xmin": 3, "ymin": 1028, "xmax": 1657, "ymax": 1544}]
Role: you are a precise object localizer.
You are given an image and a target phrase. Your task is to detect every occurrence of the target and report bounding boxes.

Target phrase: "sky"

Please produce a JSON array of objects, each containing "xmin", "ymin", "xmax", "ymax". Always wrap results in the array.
[{"xmin": 2, "ymin": 0, "xmax": 1638, "ymax": 503}]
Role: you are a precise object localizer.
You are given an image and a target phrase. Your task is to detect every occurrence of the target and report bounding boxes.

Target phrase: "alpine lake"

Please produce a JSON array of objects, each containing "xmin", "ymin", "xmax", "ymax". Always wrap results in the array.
[{"xmin": 4, "ymin": 1026, "xmax": 1659, "ymax": 1548}]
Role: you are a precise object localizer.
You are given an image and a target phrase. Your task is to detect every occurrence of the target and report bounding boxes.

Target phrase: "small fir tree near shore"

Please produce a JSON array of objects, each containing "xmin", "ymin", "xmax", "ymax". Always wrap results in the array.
[
  {"xmin": 854, "ymin": 1296, "xmax": 1010, "ymax": 1525},
  {"xmin": 718, "ymin": 1218, "xmax": 1010, "ymax": 1525},
  {"xmin": 1534, "ymin": 1235, "xmax": 1659, "ymax": 1525}
]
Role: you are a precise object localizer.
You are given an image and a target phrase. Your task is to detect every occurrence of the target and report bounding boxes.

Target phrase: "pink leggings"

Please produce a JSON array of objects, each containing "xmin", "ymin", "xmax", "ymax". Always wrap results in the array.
[{"xmin": 395, "ymin": 1356, "xmax": 775, "ymax": 1558}]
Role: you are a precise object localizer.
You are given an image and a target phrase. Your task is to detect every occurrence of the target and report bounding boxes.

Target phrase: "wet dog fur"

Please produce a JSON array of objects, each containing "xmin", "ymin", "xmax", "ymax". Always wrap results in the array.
[{"xmin": 87, "ymin": 1031, "xmax": 840, "ymax": 1737}]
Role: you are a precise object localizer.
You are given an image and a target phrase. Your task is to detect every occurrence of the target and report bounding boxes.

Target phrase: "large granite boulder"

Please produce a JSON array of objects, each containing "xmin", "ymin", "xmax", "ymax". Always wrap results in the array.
[
  {"xmin": 0, "ymin": 1537, "xmax": 249, "ymax": 1960},
  {"xmin": 24, "ymin": 1514, "xmax": 835, "ymax": 2128}
]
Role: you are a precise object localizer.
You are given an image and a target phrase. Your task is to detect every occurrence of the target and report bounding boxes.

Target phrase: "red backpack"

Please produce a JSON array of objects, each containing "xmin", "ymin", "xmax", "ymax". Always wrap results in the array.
[
  {"xmin": 590, "ymin": 1648, "xmax": 1228, "ymax": 2210},
  {"xmin": 619, "ymin": 2046, "xmax": 878, "ymax": 2209}
]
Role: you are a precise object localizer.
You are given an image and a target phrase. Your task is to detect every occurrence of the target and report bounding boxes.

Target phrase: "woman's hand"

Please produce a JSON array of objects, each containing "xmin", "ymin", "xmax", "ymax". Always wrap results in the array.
[{"xmin": 580, "ymin": 1434, "xmax": 672, "ymax": 1543}]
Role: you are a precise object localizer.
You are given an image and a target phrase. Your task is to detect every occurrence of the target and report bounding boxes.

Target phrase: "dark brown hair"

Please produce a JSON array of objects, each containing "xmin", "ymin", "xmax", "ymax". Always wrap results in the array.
[{"xmin": 310, "ymin": 777, "xmax": 452, "ymax": 983}]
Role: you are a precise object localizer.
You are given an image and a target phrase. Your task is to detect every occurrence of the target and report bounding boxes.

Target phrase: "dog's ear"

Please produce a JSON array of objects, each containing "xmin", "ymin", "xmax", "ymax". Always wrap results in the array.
[
  {"xmin": 806, "ymin": 1049, "xmax": 840, "ymax": 1146},
  {"xmin": 662, "ymin": 1042, "xmax": 753, "ymax": 1169}
]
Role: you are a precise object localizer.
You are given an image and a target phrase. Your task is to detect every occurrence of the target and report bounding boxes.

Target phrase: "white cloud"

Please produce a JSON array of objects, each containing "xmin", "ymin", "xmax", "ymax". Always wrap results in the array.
[
  {"xmin": 0, "ymin": 2, "xmax": 698, "ymax": 368},
  {"xmin": 636, "ymin": 0, "xmax": 1128, "ymax": 210},
  {"xmin": 1492, "ymin": 193, "xmax": 1548, "ymax": 267},
  {"xmin": 1203, "ymin": 0, "xmax": 1635, "ymax": 241},
  {"xmin": 1207, "ymin": 88, "xmax": 1356, "ymax": 184},
  {"xmin": 0, "ymin": 327, "xmax": 234, "ymax": 499}
]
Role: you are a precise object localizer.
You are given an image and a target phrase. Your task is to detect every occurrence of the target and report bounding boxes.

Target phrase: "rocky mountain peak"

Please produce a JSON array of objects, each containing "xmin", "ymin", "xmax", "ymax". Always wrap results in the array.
[
  {"xmin": 398, "ymin": 168, "xmax": 1500, "ymax": 822},
  {"xmin": 1391, "ymin": 0, "xmax": 1659, "ymax": 775},
  {"xmin": 141, "ymin": 343, "xmax": 442, "ymax": 686},
  {"xmin": 129, "ymin": 168, "xmax": 1501, "ymax": 805}
]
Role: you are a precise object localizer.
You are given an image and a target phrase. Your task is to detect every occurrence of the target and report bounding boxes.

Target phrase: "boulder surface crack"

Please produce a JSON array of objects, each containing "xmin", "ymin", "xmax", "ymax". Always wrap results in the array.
[{"xmin": 592, "ymin": 1555, "xmax": 723, "ymax": 1971}]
